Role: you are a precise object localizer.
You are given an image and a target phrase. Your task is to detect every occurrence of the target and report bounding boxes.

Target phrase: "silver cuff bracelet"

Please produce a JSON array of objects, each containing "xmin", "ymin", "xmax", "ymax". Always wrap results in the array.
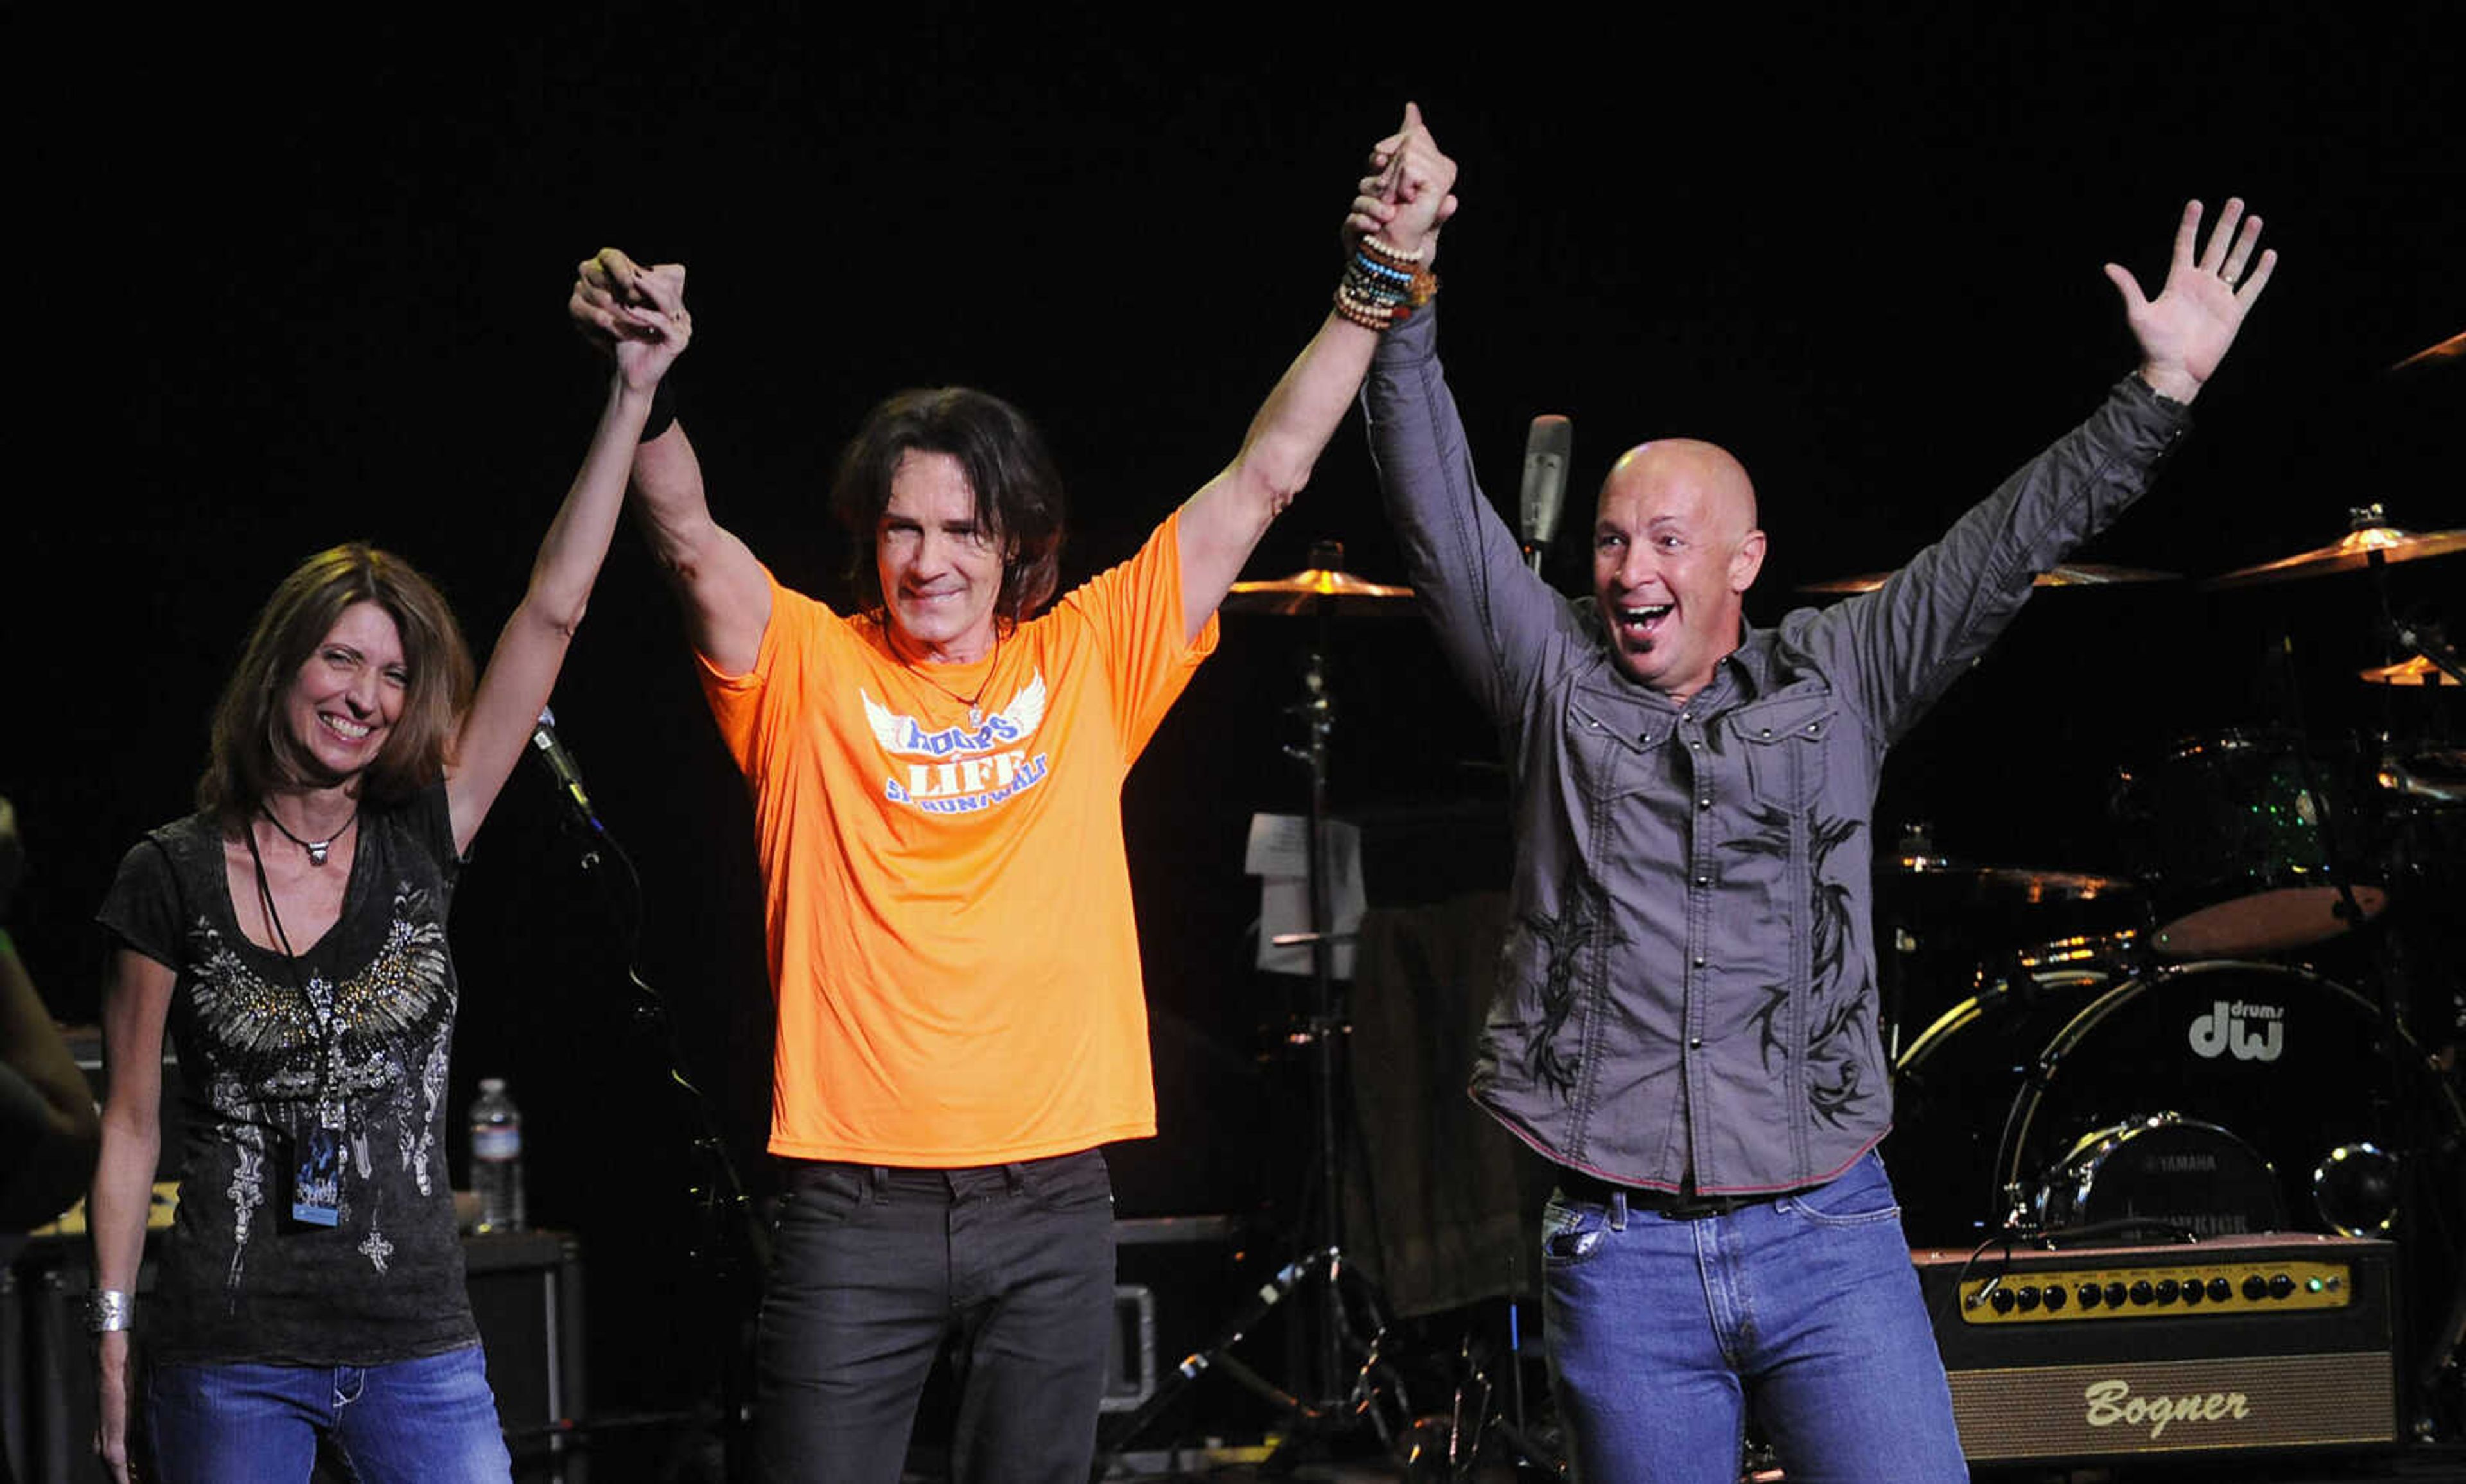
[{"xmin": 85, "ymin": 1289, "xmax": 136, "ymax": 1334}]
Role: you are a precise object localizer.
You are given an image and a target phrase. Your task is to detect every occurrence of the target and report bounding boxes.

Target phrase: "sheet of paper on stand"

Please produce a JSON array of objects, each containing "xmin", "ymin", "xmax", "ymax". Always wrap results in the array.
[{"xmin": 1243, "ymin": 812, "xmax": 1365, "ymax": 978}]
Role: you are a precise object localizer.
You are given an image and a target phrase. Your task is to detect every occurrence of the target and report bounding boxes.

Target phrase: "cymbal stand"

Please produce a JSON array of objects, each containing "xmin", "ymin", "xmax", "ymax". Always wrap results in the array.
[
  {"xmin": 1100, "ymin": 575, "xmax": 1401, "ymax": 1465},
  {"xmin": 1289, "ymin": 598, "xmax": 1355, "ymax": 1412},
  {"xmin": 2364, "ymin": 552, "xmax": 2466, "ymax": 1419}
]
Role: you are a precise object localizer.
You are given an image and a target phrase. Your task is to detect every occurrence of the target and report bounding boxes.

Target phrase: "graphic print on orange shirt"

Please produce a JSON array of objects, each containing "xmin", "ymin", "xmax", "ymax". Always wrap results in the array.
[{"xmin": 863, "ymin": 670, "xmax": 1051, "ymax": 814}]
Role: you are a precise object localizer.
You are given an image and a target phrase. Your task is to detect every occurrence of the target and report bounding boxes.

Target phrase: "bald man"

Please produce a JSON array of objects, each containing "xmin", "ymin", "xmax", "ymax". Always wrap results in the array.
[{"xmin": 1356, "ymin": 157, "xmax": 2275, "ymax": 1482}]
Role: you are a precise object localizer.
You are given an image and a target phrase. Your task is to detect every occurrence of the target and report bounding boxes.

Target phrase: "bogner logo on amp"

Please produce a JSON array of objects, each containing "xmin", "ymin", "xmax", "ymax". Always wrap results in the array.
[
  {"xmin": 2188, "ymin": 998, "xmax": 2285, "ymax": 1061},
  {"xmin": 2083, "ymin": 1378, "xmax": 2250, "ymax": 1440}
]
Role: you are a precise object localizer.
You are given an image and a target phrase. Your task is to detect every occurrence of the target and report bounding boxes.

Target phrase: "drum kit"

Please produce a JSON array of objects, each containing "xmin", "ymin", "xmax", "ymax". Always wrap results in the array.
[{"xmin": 1862, "ymin": 505, "xmax": 2464, "ymax": 1257}]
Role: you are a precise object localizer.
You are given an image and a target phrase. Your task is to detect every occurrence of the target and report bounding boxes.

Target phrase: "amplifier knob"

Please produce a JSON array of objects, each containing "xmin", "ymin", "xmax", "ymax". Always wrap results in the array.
[
  {"xmin": 2129, "ymin": 1280, "xmax": 2154, "ymax": 1306},
  {"xmin": 2269, "ymin": 1273, "xmax": 2295, "ymax": 1300},
  {"xmin": 2155, "ymin": 1279, "xmax": 2180, "ymax": 1304},
  {"xmin": 2077, "ymin": 1284, "xmax": 2101, "ymax": 1308},
  {"xmin": 2016, "ymin": 1286, "xmax": 2042, "ymax": 1312},
  {"xmin": 2104, "ymin": 1282, "xmax": 2128, "ymax": 1309},
  {"xmin": 1989, "ymin": 1286, "xmax": 2016, "ymax": 1314},
  {"xmin": 2043, "ymin": 1285, "xmax": 2067, "ymax": 1311},
  {"xmin": 2181, "ymin": 1281, "xmax": 2205, "ymax": 1305},
  {"xmin": 2208, "ymin": 1277, "xmax": 2232, "ymax": 1302},
  {"xmin": 2243, "ymin": 1274, "xmax": 2268, "ymax": 1301}
]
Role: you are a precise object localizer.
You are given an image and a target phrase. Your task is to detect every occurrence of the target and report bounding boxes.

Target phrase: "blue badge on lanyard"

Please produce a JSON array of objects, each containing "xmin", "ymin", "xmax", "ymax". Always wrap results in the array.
[{"xmin": 292, "ymin": 1117, "xmax": 343, "ymax": 1227}]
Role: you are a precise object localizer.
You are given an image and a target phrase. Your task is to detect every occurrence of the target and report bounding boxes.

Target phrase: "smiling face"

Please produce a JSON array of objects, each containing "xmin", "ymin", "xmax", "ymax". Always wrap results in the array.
[
  {"xmin": 281, "ymin": 600, "xmax": 408, "ymax": 785},
  {"xmin": 1592, "ymin": 439, "xmax": 1766, "ymax": 703},
  {"xmin": 876, "ymin": 448, "xmax": 1010, "ymax": 663}
]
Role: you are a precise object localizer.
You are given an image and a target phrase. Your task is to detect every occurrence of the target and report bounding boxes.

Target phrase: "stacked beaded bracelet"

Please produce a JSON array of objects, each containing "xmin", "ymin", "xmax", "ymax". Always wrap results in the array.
[
  {"xmin": 1334, "ymin": 237, "xmax": 1438, "ymax": 331},
  {"xmin": 86, "ymin": 1289, "xmax": 135, "ymax": 1334}
]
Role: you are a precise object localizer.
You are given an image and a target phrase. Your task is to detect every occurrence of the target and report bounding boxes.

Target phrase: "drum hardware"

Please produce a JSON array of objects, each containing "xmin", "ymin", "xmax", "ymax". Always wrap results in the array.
[
  {"xmin": 2379, "ymin": 747, "xmax": 2466, "ymax": 807},
  {"xmin": 1884, "ymin": 860, "xmax": 2140, "ymax": 903},
  {"xmin": 1975, "ymin": 928, "xmax": 2149, "ymax": 997},
  {"xmin": 1395, "ymin": 1323, "xmax": 1563, "ymax": 1483},
  {"xmin": 2386, "ymin": 616, "xmax": 2466, "ymax": 688},
  {"xmin": 1109, "ymin": 539, "xmax": 1422, "ymax": 1467},
  {"xmin": 2203, "ymin": 526, "xmax": 2466, "ymax": 1402},
  {"xmin": 2313, "ymin": 1142, "xmax": 2402, "ymax": 1237},
  {"xmin": 1876, "ymin": 820, "xmax": 2149, "ymax": 1056},
  {"xmin": 1797, "ymin": 561, "xmax": 2180, "ymax": 595},
  {"xmin": 1877, "ymin": 824, "xmax": 2141, "ymax": 907}
]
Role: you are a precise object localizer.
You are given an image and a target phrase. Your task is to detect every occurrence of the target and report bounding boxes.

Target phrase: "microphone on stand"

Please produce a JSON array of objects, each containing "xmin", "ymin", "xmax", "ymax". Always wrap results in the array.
[
  {"xmin": 1519, "ymin": 414, "xmax": 1572, "ymax": 576},
  {"xmin": 530, "ymin": 706, "xmax": 604, "ymax": 835}
]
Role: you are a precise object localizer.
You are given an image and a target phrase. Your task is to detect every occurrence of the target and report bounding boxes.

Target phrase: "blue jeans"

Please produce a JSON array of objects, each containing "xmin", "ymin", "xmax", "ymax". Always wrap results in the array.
[
  {"xmin": 755, "ymin": 1149, "xmax": 1116, "ymax": 1483},
  {"xmin": 1541, "ymin": 1151, "xmax": 1967, "ymax": 1483},
  {"xmin": 147, "ymin": 1343, "xmax": 509, "ymax": 1483}
]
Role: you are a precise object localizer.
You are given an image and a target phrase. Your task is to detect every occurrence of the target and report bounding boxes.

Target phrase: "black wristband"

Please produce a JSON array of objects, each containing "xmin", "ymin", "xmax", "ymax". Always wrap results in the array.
[{"xmin": 640, "ymin": 375, "xmax": 678, "ymax": 443}]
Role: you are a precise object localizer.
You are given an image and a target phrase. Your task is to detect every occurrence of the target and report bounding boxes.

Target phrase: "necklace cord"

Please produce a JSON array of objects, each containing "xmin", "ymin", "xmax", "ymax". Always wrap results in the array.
[
  {"xmin": 904, "ymin": 620, "xmax": 1004, "ymax": 717},
  {"xmin": 243, "ymin": 815, "xmax": 342, "ymax": 1120}
]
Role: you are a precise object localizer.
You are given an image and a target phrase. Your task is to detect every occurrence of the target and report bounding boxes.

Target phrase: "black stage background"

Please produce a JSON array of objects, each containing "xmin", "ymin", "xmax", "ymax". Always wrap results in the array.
[{"xmin": 10, "ymin": 4, "xmax": 2462, "ymax": 1446}]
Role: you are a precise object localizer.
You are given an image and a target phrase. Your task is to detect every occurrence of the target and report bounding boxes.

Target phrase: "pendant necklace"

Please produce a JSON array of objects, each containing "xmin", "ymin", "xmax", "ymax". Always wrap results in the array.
[
  {"xmin": 908, "ymin": 624, "xmax": 1001, "ymax": 726},
  {"xmin": 261, "ymin": 803, "xmax": 359, "ymax": 868}
]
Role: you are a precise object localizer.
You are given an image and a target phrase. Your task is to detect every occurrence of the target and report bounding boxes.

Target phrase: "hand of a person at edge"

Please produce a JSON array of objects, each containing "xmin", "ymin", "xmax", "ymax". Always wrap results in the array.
[
  {"xmin": 0, "ymin": 795, "xmax": 23, "ymax": 918},
  {"xmin": 570, "ymin": 249, "xmax": 693, "ymax": 395},
  {"xmin": 2104, "ymin": 198, "xmax": 2276, "ymax": 403},
  {"xmin": 95, "ymin": 1331, "xmax": 134, "ymax": 1483},
  {"xmin": 1343, "ymin": 101, "xmax": 1459, "ymax": 266}
]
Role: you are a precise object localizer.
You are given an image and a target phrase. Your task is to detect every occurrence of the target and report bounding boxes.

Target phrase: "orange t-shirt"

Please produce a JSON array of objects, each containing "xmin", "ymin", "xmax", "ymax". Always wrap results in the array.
[{"xmin": 701, "ymin": 512, "xmax": 1217, "ymax": 1165}]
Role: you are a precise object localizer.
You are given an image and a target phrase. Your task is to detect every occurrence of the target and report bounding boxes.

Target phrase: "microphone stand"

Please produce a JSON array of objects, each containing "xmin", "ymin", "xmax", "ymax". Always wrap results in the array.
[{"xmin": 529, "ymin": 748, "xmax": 768, "ymax": 1483}]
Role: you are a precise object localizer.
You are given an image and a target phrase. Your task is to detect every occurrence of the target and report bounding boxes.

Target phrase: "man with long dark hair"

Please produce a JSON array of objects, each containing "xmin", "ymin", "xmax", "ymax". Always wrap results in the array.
[{"xmin": 570, "ymin": 106, "xmax": 1458, "ymax": 1481}]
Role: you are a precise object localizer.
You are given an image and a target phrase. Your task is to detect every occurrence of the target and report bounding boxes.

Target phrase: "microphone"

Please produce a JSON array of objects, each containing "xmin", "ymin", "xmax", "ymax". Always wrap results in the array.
[
  {"xmin": 529, "ymin": 706, "xmax": 603, "ymax": 834},
  {"xmin": 1519, "ymin": 414, "xmax": 1572, "ymax": 575}
]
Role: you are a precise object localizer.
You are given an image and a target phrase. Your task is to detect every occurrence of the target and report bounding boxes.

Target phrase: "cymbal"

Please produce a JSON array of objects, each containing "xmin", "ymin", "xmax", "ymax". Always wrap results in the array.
[
  {"xmin": 2360, "ymin": 655, "xmax": 2461, "ymax": 687},
  {"xmin": 1799, "ymin": 562, "xmax": 2179, "ymax": 595},
  {"xmin": 2207, "ymin": 507, "xmax": 2465, "ymax": 589},
  {"xmin": 1878, "ymin": 854, "xmax": 2138, "ymax": 904},
  {"xmin": 2390, "ymin": 328, "xmax": 2463, "ymax": 373},
  {"xmin": 1225, "ymin": 565, "xmax": 1417, "ymax": 616}
]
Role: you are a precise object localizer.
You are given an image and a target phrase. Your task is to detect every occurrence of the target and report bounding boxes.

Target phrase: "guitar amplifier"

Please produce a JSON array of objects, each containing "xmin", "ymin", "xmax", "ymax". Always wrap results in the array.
[{"xmin": 1914, "ymin": 1234, "xmax": 2399, "ymax": 1465}]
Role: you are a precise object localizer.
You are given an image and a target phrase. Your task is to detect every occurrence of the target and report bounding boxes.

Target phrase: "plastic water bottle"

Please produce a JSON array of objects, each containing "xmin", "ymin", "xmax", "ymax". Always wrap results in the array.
[{"xmin": 469, "ymin": 1077, "xmax": 527, "ymax": 1234}]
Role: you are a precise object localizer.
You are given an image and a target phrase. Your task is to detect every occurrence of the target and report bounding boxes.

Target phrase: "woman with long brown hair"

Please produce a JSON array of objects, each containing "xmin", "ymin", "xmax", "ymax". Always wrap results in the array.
[{"xmin": 87, "ymin": 265, "xmax": 690, "ymax": 1483}]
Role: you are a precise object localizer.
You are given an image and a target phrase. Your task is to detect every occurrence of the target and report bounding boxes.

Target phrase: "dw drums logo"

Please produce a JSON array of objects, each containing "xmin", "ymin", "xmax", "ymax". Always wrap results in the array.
[{"xmin": 2189, "ymin": 999, "xmax": 2285, "ymax": 1062}]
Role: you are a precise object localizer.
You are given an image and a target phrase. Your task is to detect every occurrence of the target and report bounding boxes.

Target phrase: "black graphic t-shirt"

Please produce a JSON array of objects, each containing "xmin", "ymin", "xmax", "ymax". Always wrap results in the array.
[{"xmin": 97, "ymin": 785, "xmax": 478, "ymax": 1365}]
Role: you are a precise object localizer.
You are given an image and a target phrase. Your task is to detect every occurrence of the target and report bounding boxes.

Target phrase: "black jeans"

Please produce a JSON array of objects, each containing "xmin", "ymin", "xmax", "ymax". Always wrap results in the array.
[{"xmin": 754, "ymin": 1149, "xmax": 1115, "ymax": 1482}]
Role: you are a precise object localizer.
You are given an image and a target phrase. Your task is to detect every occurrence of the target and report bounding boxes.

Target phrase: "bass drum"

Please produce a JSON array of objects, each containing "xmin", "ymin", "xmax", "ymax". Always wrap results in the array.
[
  {"xmin": 1883, "ymin": 933, "xmax": 2146, "ymax": 1246},
  {"xmin": 1998, "ymin": 960, "xmax": 2459, "ymax": 1239}
]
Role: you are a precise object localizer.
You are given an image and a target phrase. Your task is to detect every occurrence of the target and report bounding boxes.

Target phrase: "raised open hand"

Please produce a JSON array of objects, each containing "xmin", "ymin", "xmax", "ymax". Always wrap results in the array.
[{"xmin": 2105, "ymin": 199, "xmax": 2276, "ymax": 403}]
